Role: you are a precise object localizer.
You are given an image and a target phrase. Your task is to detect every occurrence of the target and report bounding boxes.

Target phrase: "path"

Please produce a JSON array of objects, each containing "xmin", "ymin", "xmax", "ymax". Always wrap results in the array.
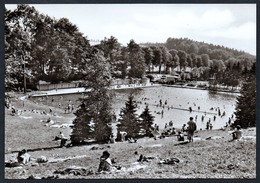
[
  {"xmin": 164, "ymin": 84, "xmax": 240, "ymax": 94},
  {"xmin": 30, "ymin": 83, "xmax": 160, "ymax": 97}
]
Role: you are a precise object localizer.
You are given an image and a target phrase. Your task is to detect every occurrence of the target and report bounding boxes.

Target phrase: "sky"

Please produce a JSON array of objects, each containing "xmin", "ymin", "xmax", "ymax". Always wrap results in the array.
[{"xmin": 5, "ymin": 4, "xmax": 256, "ymax": 55}]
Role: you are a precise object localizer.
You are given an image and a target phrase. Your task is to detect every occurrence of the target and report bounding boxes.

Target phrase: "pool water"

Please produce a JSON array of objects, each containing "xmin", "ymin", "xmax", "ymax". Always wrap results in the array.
[
  {"xmin": 33, "ymin": 86, "xmax": 238, "ymax": 132},
  {"xmin": 112, "ymin": 86, "xmax": 238, "ymax": 131}
]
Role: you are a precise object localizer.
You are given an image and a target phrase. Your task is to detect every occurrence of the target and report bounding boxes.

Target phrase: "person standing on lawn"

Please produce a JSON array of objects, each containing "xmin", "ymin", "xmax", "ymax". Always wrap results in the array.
[
  {"xmin": 58, "ymin": 131, "xmax": 66, "ymax": 147},
  {"xmin": 187, "ymin": 117, "xmax": 197, "ymax": 142}
]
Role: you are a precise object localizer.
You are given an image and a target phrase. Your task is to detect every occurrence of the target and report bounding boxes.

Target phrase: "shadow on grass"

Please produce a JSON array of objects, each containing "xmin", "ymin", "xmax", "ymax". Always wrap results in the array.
[
  {"xmin": 8, "ymin": 140, "xmax": 108, "ymax": 154},
  {"xmin": 9, "ymin": 146, "xmax": 62, "ymax": 154}
]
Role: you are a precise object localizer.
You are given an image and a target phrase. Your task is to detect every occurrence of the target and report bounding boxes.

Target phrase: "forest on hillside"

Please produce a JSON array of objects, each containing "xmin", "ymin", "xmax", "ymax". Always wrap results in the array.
[{"xmin": 5, "ymin": 4, "xmax": 256, "ymax": 92}]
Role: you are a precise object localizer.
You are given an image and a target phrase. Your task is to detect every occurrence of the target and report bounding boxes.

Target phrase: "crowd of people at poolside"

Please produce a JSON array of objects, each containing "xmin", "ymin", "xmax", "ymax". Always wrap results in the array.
[
  {"xmin": 33, "ymin": 95, "xmax": 76, "ymax": 114},
  {"xmin": 5, "ymin": 92, "xmax": 247, "ymax": 175},
  {"xmin": 6, "ymin": 89, "xmax": 234, "ymax": 132},
  {"xmin": 6, "ymin": 91, "xmax": 239, "ymax": 150},
  {"xmin": 134, "ymin": 93, "xmax": 234, "ymax": 130},
  {"xmin": 136, "ymin": 94, "xmax": 237, "ymax": 134},
  {"xmin": 5, "ymin": 94, "xmax": 77, "ymax": 119},
  {"xmin": 5, "ymin": 92, "xmax": 245, "ymax": 176}
]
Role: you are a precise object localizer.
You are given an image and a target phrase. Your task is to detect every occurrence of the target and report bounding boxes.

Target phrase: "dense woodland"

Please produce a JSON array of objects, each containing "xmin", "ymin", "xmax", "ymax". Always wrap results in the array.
[
  {"xmin": 5, "ymin": 5, "xmax": 256, "ymax": 143},
  {"xmin": 5, "ymin": 5, "xmax": 256, "ymax": 91}
]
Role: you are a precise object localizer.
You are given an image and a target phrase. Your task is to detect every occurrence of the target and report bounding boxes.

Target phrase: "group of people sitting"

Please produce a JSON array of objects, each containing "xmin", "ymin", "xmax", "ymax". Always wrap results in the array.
[
  {"xmin": 109, "ymin": 131, "xmax": 138, "ymax": 144},
  {"xmin": 6, "ymin": 123, "xmax": 244, "ymax": 174}
]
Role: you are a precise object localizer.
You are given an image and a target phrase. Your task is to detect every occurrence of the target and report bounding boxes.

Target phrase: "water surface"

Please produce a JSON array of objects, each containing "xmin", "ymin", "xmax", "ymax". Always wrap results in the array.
[{"xmin": 112, "ymin": 86, "xmax": 238, "ymax": 131}]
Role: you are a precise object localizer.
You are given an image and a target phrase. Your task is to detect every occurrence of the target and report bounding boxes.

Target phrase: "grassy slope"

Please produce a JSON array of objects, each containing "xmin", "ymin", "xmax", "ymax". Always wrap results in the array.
[{"xmin": 4, "ymin": 92, "xmax": 256, "ymax": 179}]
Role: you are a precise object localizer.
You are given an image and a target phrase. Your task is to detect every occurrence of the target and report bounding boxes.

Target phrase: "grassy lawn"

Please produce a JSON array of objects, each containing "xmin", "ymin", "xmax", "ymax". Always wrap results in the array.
[{"xmin": 4, "ymin": 92, "xmax": 256, "ymax": 179}]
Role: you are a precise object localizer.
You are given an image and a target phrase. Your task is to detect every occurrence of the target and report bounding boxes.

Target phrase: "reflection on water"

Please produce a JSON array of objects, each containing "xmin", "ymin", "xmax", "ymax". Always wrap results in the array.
[{"xmin": 112, "ymin": 86, "xmax": 238, "ymax": 130}]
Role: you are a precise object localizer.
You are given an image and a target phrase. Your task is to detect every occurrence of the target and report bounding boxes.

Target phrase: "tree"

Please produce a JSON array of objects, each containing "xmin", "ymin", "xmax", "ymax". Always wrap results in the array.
[
  {"xmin": 196, "ymin": 55, "xmax": 203, "ymax": 68},
  {"xmin": 127, "ymin": 39, "xmax": 146, "ymax": 78},
  {"xmin": 233, "ymin": 63, "xmax": 256, "ymax": 128},
  {"xmin": 169, "ymin": 49, "xmax": 178, "ymax": 56},
  {"xmin": 165, "ymin": 37, "xmax": 176, "ymax": 50},
  {"xmin": 117, "ymin": 94, "xmax": 141, "ymax": 139},
  {"xmin": 100, "ymin": 36, "xmax": 122, "ymax": 77},
  {"xmin": 237, "ymin": 54, "xmax": 255, "ymax": 73},
  {"xmin": 177, "ymin": 50, "xmax": 187, "ymax": 71},
  {"xmin": 169, "ymin": 49, "xmax": 179, "ymax": 71},
  {"xmin": 201, "ymin": 54, "xmax": 210, "ymax": 67},
  {"xmin": 186, "ymin": 54, "xmax": 193, "ymax": 68},
  {"xmin": 221, "ymin": 57, "xmax": 240, "ymax": 88},
  {"xmin": 208, "ymin": 59, "xmax": 227, "ymax": 86},
  {"xmin": 5, "ymin": 5, "xmax": 37, "ymax": 90},
  {"xmin": 46, "ymin": 17, "xmax": 80, "ymax": 82},
  {"xmin": 100, "ymin": 36, "xmax": 120, "ymax": 59},
  {"xmin": 191, "ymin": 67, "xmax": 202, "ymax": 80},
  {"xmin": 209, "ymin": 49, "xmax": 231, "ymax": 60},
  {"xmin": 116, "ymin": 46, "xmax": 128, "ymax": 78},
  {"xmin": 30, "ymin": 14, "xmax": 56, "ymax": 81},
  {"xmin": 5, "ymin": 24, "xmax": 30, "ymax": 91},
  {"xmin": 188, "ymin": 43, "xmax": 199, "ymax": 54},
  {"xmin": 5, "ymin": 4, "xmax": 93, "ymax": 88},
  {"xmin": 48, "ymin": 47, "xmax": 72, "ymax": 82},
  {"xmin": 142, "ymin": 47, "xmax": 154, "ymax": 73},
  {"xmin": 70, "ymin": 49, "xmax": 113, "ymax": 144},
  {"xmin": 198, "ymin": 45, "xmax": 209, "ymax": 55},
  {"xmin": 161, "ymin": 46, "xmax": 172, "ymax": 73},
  {"xmin": 139, "ymin": 105, "xmax": 155, "ymax": 136},
  {"xmin": 70, "ymin": 104, "xmax": 95, "ymax": 144},
  {"xmin": 151, "ymin": 46, "xmax": 162, "ymax": 73},
  {"xmin": 68, "ymin": 32, "xmax": 91, "ymax": 80},
  {"xmin": 225, "ymin": 57, "xmax": 237, "ymax": 71},
  {"xmin": 178, "ymin": 42, "xmax": 187, "ymax": 52},
  {"xmin": 199, "ymin": 67, "xmax": 211, "ymax": 80}
]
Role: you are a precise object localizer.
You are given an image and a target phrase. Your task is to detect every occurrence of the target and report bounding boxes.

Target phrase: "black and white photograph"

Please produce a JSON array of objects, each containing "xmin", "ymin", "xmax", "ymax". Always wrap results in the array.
[{"xmin": 4, "ymin": 3, "xmax": 256, "ymax": 179}]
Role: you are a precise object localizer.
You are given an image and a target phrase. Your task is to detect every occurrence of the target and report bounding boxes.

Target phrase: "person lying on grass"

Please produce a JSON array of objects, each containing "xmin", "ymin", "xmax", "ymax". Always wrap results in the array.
[{"xmin": 137, "ymin": 154, "xmax": 156, "ymax": 162}]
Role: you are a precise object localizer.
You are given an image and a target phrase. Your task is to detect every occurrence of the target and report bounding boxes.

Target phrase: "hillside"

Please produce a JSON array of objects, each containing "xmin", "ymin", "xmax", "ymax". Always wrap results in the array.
[
  {"xmin": 141, "ymin": 37, "xmax": 255, "ymax": 57},
  {"xmin": 4, "ymin": 92, "xmax": 256, "ymax": 179}
]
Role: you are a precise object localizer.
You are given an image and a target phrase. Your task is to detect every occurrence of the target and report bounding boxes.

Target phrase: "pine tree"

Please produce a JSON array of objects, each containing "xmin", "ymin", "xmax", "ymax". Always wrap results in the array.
[
  {"xmin": 70, "ymin": 49, "xmax": 113, "ymax": 144},
  {"xmin": 233, "ymin": 63, "xmax": 256, "ymax": 128},
  {"xmin": 139, "ymin": 105, "xmax": 155, "ymax": 136},
  {"xmin": 70, "ymin": 105, "xmax": 94, "ymax": 144},
  {"xmin": 93, "ymin": 96, "xmax": 114, "ymax": 143},
  {"xmin": 117, "ymin": 94, "xmax": 141, "ymax": 139}
]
